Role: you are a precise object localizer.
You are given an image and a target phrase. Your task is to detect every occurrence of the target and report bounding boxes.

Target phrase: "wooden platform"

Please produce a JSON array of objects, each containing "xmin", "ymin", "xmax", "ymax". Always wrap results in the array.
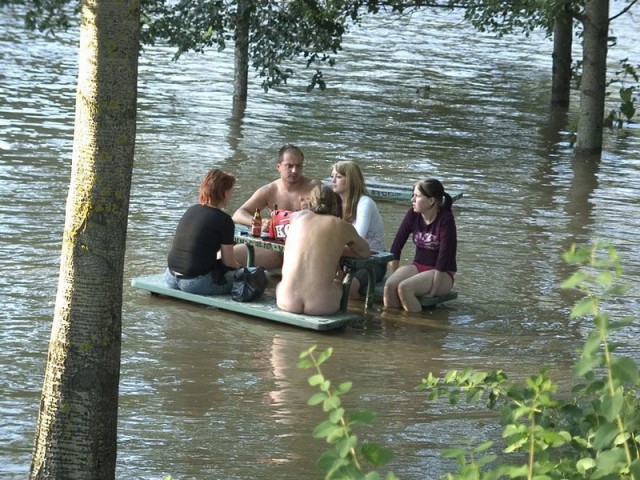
[
  {"xmin": 131, "ymin": 274, "xmax": 359, "ymax": 331},
  {"xmin": 374, "ymin": 285, "xmax": 458, "ymax": 308},
  {"xmin": 323, "ymin": 178, "xmax": 463, "ymax": 203}
]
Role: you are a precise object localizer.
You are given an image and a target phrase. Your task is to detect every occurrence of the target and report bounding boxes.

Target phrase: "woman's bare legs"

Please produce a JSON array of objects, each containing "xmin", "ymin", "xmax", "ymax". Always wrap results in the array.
[
  {"xmin": 398, "ymin": 270, "xmax": 453, "ymax": 313},
  {"xmin": 383, "ymin": 265, "xmax": 418, "ymax": 308}
]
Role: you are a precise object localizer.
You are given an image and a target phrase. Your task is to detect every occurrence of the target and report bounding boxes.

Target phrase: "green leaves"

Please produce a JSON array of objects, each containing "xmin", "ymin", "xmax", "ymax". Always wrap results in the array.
[
  {"xmin": 416, "ymin": 242, "xmax": 640, "ymax": 479},
  {"xmin": 300, "ymin": 346, "xmax": 395, "ymax": 479},
  {"xmin": 300, "ymin": 243, "xmax": 639, "ymax": 480},
  {"xmin": 605, "ymin": 59, "xmax": 639, "ymax": 128}
]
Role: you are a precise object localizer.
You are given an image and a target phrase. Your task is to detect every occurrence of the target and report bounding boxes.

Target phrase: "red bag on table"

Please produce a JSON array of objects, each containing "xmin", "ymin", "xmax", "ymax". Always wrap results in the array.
[{"xmin": 268, "ymin": 209, "xmax": 293, "ymax": 242}]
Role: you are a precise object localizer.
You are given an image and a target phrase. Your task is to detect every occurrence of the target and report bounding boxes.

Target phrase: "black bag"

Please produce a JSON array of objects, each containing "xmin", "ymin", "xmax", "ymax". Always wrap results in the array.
[{"xmin": 231, "ymin": 266, "xmax": 268, "ymax": 302}]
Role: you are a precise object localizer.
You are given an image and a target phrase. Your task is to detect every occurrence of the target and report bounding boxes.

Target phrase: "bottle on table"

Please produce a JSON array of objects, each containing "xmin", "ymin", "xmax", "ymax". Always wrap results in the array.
[
  {"xmin": 251, "ymin": 208, "xmax": 262, "ymax": 237},
  {"xmin": 262, "ymin": 204, "xmax": 279, "ymax": 239},
  {"xmin": 267, "ymin": 204, "xmax": 278, "ymax": 239},
  {"xmin": 260, "ymin": 219, "xmax": 270, "ymax": 239}
]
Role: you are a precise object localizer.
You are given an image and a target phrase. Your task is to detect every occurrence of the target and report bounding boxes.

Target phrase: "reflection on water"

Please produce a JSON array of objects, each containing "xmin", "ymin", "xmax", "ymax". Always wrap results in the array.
[{"xmin": 1, "ymin": 3, "xmax": 639, "ymax": 479}]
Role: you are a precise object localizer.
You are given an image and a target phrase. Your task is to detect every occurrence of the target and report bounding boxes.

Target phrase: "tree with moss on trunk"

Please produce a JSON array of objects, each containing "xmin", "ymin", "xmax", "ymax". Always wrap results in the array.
[{"xmin": 27, "ymin": 0, "xmax": 140, "ymax": 477}]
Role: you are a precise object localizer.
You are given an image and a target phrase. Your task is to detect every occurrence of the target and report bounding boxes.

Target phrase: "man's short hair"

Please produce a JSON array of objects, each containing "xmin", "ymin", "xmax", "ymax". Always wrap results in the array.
[{"xmin": 277, "ymin": 144, "xmax": 304, "ymax": 163}]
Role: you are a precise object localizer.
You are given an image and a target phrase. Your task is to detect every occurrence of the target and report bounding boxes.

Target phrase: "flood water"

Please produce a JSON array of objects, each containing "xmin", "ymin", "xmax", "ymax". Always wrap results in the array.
[{"xmin": 1, "ymin": 4, "xmax": 639, "ymax": 479}]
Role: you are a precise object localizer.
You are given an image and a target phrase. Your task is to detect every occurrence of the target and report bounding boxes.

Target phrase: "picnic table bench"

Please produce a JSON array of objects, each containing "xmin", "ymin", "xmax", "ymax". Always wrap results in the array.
[
  {"xmin": 130, "ymin": 274, "xmax": 358, "ymax": 331},
  {"xmin": 131, "ymin": 225, "xmax": 457, "ymax": 332},
  {"xmin": 130, "ymin": 230, "xmax": 392, "ymax": 331}
]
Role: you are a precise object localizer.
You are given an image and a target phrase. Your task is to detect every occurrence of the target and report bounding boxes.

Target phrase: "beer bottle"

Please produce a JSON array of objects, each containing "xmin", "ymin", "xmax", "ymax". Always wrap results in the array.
[
  {"xmin": 265, "ymin": 204, "xmax": 278, "ymax": 239},
  {"xmin": 251, "ymin": 208, "xmax": 262, "ymax": 237}
]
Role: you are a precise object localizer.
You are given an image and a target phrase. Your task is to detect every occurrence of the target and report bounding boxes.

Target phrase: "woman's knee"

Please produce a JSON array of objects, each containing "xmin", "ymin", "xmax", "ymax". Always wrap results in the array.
[
  {"xmin": 397, "ymin": 278, "xmax": 414, "ymax": 295},
  {"xmin": 383, "ymin": 280, "xmax": 398, "ymax": 296}
]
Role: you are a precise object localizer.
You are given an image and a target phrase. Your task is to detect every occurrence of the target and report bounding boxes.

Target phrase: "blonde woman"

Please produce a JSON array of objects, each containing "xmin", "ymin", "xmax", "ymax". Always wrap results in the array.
[{"xmin": 330, "ymin": 161, "xmax": 386, "ymax": 299}]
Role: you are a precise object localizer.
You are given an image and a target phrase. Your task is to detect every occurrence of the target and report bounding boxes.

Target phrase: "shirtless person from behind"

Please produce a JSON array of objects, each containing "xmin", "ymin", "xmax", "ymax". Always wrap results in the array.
[
  {"xmin": 276, "ymin": 185, "xmax": 370, "ymax": 316},
  {"xmin": 233, "ymin": 144, "xmax": 321, "ymax": 269}
]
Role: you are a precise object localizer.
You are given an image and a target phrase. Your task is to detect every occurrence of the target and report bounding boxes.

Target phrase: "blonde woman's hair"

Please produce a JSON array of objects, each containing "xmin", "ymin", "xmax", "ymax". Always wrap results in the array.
[
  {"xmin": 331, "ymin": 161, "xmax": 368, "ymax": 223},
  {"xmin": 308, "ymin": 184, "xmax": 341, "ymax": 217}
]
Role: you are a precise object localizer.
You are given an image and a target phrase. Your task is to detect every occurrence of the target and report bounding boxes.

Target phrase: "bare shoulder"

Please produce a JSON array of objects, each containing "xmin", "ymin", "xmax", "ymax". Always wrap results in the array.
[
  {"xmin": 241, "ymin": 181, "xmax": 277, "ymax": 206},
  {"xmin": 323, "ymin": 215, "xmax": 354, "ymax": 234},
  {"xmin": 258, "ymin": 180, "xmax": 279, "ymax": 194},
  {"xmin": 307, "ymin": 177, "xmax": 322, "ymax": 189},
  {"xmin": 289, "ymin": 210, "xmax": 312, "ymax": 224}
]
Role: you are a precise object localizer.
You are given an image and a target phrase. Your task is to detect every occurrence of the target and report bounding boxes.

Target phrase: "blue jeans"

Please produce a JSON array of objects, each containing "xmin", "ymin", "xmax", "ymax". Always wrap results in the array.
[{"xmin": 164, "ymin": 268, "xmax": 234, "ymax": 296}]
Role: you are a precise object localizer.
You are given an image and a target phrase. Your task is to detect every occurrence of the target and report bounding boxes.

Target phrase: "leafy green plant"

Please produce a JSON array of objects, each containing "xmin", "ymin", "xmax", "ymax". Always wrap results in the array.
[
  {"xmin": 417, "ymin": 242, "xmax": 639, "ymax": 479},
  {"xmin": 298, "ymin": 346, "xmax": 398, "ymax": 480},
  {"xmin": 300, "ymin": 243, "xmax": 638, "ymax": 479},
  {"xmin": 605, "ymin": 59, "xmax": 638, "ymax": 129}
]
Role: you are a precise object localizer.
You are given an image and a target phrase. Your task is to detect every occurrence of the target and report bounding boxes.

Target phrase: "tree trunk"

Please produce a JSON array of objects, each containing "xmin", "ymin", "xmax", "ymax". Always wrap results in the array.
[
  {"xmin": 551, "ymin": 1, "xmax": 573, "ymax": 109},
  {"xmin": 233, "ymin": 0, "xmax": 251, "ymax": 105},
  {"xmin": 29, "ymin": 0, "xmax": 140, "ymax": 477},
  {"xmin": 575, "ymin": 0, "xmax": 609, "ymax": 155}
]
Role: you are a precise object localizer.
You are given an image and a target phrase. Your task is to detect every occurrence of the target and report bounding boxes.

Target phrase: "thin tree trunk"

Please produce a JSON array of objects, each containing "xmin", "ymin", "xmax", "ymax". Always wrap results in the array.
[
  {"xmin": 29, "ymin": 0, "xmax": 140, "ymax": 477},
  {"xmin": 575, "ymin": 0, "xmax": 609, "ymax": 155},
  {"xmin": 233, "ymin": 0, "xmax": 251, "ymax": 105},
  {"xmin": 551, "ymin": 1, "xmax": 573, "ymax": 109}
]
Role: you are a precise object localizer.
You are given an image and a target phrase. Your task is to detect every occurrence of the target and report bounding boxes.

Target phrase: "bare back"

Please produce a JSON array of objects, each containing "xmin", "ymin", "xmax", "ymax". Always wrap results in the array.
[{"xmin": 276, "ymin": 211, "xmax": 370, "ymax": 315}]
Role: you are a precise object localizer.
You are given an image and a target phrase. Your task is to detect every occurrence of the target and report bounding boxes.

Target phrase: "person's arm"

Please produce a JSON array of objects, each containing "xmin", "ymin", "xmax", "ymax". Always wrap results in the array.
[
  {"xmin": 388, "ymin": 259, "xmax": 400, "ymax": 274},
  {"xmin": 389, "ymin": 209, "xmax": 413, "ymax": 261},
  {"xmin": 219, "ymin": 214, "xmax": 241, "ymax": 269},
  {"xmin": 426, "ymin": 270, "xmax": 449, "ymax": 297},
  {"xmin": 344, "ymin": 227, "xmax": 370, "ymax": 258},
  {"xmin": 220, "ymin": 244, "xmax": 241, "ymax": 269},
  {"xmin": 434, "ymin": 212, "xmax": 457, "ymax": 272},
  {"xmin": 352, "ymin": 195, "xmax": 373, "ymax": 238},
  {"xmin": 428, "ymin": 212, "xmax": 457, "ymax": 296},
  {"xmin": 232, "ymin": 185, "xmax": 271, "ymax": 226}
]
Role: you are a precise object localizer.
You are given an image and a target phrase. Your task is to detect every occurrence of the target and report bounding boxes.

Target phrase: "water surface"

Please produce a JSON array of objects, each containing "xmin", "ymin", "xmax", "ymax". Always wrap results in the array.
[{"xmin": 1, "ymin": 4, "xmax": 639, "ymax": 479}]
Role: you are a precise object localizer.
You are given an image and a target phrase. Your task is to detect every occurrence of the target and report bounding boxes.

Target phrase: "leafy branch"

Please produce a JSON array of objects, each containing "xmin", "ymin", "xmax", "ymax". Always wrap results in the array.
[
  {"xmin": 299, "ymin": 242, "xmax": 639, "ymax": 479},
  {"xmin": 417, "ymin": 242, "xmax": 640, "ymax": 479},
  {"xmin": 298, "ymin": 346, "xmax": 398, "ymax": 480}
]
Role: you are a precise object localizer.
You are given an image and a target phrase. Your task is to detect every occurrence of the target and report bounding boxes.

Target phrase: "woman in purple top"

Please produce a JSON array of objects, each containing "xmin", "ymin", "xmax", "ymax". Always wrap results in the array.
[{"xmin": 384, "ymin": 178, "xmax": 457, "ymax": 312}]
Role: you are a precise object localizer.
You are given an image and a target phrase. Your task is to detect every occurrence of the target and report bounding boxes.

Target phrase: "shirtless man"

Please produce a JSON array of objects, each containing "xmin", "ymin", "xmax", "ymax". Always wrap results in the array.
[
  {"xmin": 276, "ymin": 185, "xmax": 370, "ymax": 316},
  {"xmin": 233, "ymin": 144, "xmax": 321, "ymax": 269}
]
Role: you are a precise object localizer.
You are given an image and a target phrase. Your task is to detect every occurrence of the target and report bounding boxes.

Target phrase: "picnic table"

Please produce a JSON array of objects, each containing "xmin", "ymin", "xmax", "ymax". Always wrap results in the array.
[{"xmin": 234, "ymin": 228, "xmax": 393, "ymax": 311}]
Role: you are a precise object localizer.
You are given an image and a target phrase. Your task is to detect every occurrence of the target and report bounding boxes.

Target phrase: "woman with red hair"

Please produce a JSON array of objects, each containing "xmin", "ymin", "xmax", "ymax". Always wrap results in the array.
[{"xmin": 164, "ymin": 168, "xmax": 240, "ymax": 295}]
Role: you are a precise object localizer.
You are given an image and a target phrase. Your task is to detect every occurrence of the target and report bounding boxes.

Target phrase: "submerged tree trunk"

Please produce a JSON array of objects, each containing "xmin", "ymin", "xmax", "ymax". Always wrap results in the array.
[
  {"xmin": 233, "ymin": 0, "xmax": 251, "ymax": 105},
  {"xmin": 551, "ymin": 2, "xmax": 573, "ymax": 109},
  {"xmin": 29, "ymin": 0, "xmax": 140, "ymax": 477},
  {"xmin": 575, "ymin": 0, "xmax": 609, "ymax": 155}
]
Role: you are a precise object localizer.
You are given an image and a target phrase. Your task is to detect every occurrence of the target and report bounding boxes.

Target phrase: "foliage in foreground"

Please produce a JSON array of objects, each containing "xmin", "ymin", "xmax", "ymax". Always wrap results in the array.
[
  {"xmin": 300, "ymin": 242, "xmax": 639, "ymax": 479},
  {"xmin": 298, "ymin": 346, "xmax": 398, "ymax": 480}
]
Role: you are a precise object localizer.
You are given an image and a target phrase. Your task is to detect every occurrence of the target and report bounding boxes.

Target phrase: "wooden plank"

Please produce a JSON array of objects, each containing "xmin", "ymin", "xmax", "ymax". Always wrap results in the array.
[
  {"xmin": 131, "ymin": 274, "xmax": 359, "ymax": 331},
  {"xmin": 374, "ymin": 285, "xmax": 458, "ymax": 308},
  {"xmin": 323, "ymin": 178, "xmax": 463, "ymax": 203}
]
